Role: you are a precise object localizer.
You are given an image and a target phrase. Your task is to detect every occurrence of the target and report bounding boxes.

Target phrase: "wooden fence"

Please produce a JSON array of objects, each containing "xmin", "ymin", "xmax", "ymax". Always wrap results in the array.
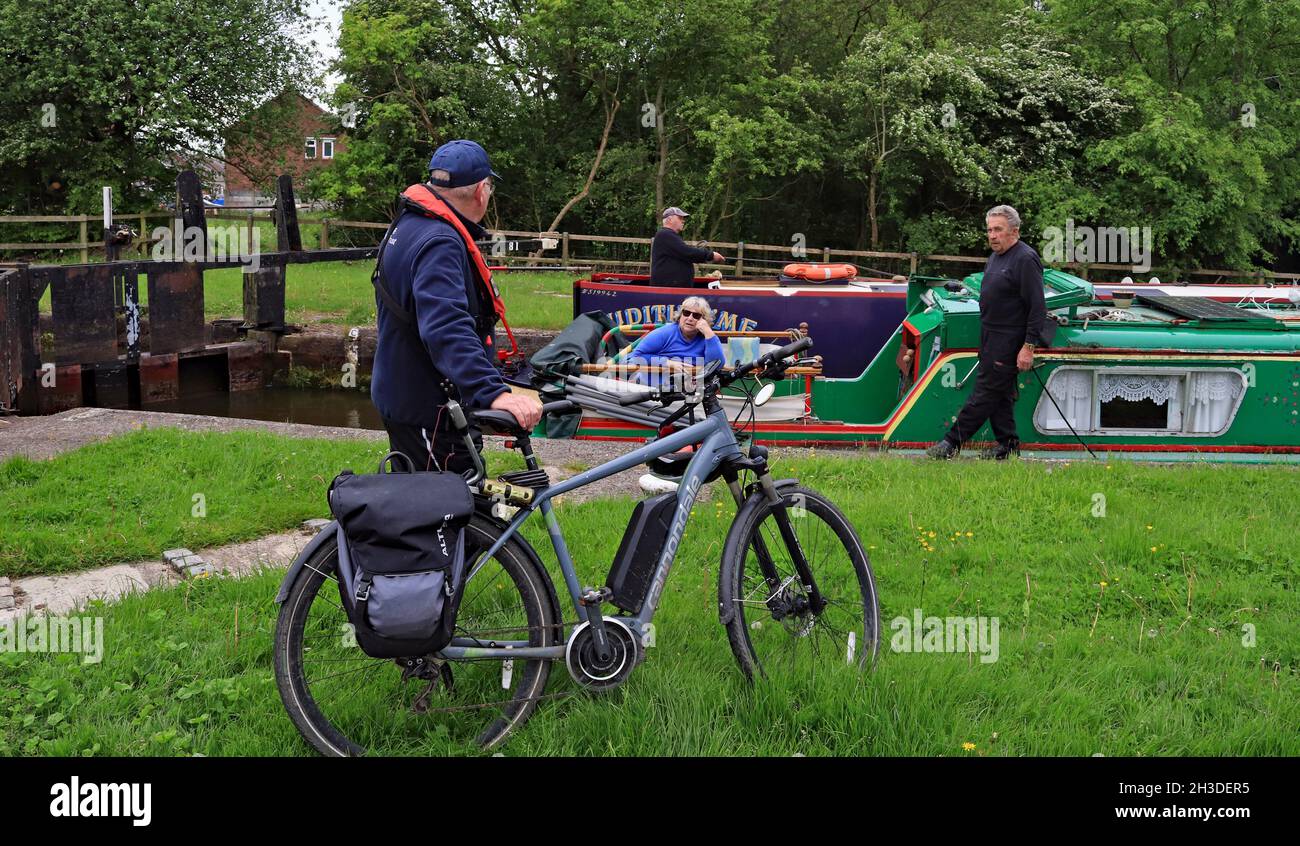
[{"xmin": 3, "ymin": 213, "xmax": 1298, "ymax": 284}]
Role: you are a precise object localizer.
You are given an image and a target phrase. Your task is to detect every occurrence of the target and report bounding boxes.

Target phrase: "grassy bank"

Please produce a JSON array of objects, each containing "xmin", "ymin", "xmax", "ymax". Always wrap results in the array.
[
  {"xmin": 1, "ymin": 431, "xmax": 1297, "ymax": 755},
  {"xmin": 0, "ymin": 428, "xmax": 518, "ymax": 578},
  {"xmin": 36, "ymin": 261, "xmax": 576, "ymax": 331}
]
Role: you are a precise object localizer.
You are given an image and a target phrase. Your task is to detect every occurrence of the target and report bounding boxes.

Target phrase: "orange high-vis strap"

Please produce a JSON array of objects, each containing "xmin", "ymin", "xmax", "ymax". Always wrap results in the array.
[{"xmin": 398, "ymin": 184, "xmax": 520, "ymax": 362}]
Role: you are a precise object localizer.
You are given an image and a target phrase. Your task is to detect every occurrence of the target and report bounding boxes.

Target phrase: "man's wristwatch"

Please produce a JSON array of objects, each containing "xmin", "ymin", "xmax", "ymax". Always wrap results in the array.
[{"xmin": 1022, "ymin": 343, "xmax": 1035, "ymax": 352}]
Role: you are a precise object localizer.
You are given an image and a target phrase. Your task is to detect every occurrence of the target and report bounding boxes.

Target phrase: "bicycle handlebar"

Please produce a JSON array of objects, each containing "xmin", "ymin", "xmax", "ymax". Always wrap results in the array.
[
  {"xmin": 617, "ymin": 389, "xmax": 656, "ymax": 406},
  {"xmin": 574, "ymin": 337, "xmax": 814, "ymax": 410},
  {"xmin": 720, "ymin": 337, "xmax": 813, "ymax": 385}
]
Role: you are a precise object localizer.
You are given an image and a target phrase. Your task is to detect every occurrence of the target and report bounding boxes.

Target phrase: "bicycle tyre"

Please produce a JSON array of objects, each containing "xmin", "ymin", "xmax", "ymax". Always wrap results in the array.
[
  {"xmin": 719, "ymin": 484, "xmax": 880, "ymax": 681},
  {"xmin": 274, "ymin": 514, "xmax": 558, "ymax": 755}
]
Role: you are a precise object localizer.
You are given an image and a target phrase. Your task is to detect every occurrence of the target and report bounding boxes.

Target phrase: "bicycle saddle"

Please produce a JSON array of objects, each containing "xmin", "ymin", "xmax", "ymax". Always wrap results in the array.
[
  {"xmin": 470, "ymin": 400, "xmax": 579, "ymax": 437},
  {"xmin": 470, "ymin": 409, "xmax": 530, "ymax": 436}
]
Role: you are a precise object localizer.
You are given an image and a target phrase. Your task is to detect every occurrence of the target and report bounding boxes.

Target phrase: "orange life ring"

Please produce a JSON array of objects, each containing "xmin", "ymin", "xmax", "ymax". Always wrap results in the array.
[{"xmin": 781, "ymin": 262, "xmax": 858, "ymax": 281}]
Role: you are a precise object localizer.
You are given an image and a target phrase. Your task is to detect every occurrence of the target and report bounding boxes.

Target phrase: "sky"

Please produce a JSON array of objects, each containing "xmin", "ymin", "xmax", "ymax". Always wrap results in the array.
[{"xmin": 303, "ymin": 0, "xmax": 345, "ymax": 94}]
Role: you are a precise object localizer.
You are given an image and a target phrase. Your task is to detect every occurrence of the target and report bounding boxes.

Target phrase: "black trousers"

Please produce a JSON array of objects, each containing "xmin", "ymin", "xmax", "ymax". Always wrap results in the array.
[
  {"xmin": 945, "ymin": 328, "xmax": 1024, "ymax": 447},
  {"xmin": 382, "ymin": 415, "xmax": 484, "ymax": 476}
]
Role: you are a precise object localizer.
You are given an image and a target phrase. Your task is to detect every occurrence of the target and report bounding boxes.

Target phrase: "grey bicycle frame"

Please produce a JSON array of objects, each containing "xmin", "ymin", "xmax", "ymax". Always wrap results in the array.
[{"xmin": 439, "ymin": 404, "xmax": 746, "ymax": 661}]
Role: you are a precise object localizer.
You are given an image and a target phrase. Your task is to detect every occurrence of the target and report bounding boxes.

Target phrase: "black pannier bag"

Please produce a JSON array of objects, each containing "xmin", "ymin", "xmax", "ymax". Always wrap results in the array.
[{"xmin": 328, "ymin": 453, "xmax": 475, "ymax": 659}]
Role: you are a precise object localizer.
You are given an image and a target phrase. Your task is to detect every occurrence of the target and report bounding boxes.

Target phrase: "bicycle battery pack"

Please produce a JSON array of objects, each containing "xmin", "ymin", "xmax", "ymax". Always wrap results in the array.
[{"xmin": 605, "ymin": 492, "xmax": 677, "ymax": 613}]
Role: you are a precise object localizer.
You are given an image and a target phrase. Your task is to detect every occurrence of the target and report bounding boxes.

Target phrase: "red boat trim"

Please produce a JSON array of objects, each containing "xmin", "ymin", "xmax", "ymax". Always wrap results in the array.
[
  {"xmin": 902, "ymin": 320, "xmax": 922, "ymax": 380},
  {"xmin": 571, "ymin": 431, "xmax": 1300, "ymax": 454}
]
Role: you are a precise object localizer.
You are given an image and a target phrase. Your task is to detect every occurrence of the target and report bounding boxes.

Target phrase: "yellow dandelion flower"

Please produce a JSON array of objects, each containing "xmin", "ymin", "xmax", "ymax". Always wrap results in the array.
[
  {"xmin": 928, "ymin": 531, "xmax": 936, "ymax": 538},
  {"xmin": 961, "ymin": 742, "xmax": 976, "ymax": 751},
  {"xmin": 965, "ymin": 532, "xmax": 973, "ymax": 537},
  {"xmin": 1145, "ymin": 525, "xmax": 1153, "ymax": 530},
  {"xmin": 1149, "ymin": 546, "xmax": 1157, "ymax": 553},
  {"xmin": 1100, "ymin": 580, "xmax": 1108, "ymax": 587}
]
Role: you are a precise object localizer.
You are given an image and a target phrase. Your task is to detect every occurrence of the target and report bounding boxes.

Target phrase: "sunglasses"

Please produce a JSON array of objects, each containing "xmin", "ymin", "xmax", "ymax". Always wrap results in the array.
[{"xmin": 680, "ymin": 309, "xmax": 704, "ymax": 320}]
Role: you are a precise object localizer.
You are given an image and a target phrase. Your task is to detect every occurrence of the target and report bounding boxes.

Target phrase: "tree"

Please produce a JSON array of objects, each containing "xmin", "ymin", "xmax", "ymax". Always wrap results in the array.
[
  {"xmin": 0, "ymin": 0, "xmax": 316, "ymax": 214},
  {"xmin": 1049, "ymin": 0, "xmax": 1300, "ymax": 269}
]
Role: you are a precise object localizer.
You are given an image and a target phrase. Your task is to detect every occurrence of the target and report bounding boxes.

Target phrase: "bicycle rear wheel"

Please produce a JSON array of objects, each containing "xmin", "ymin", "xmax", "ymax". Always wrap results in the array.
[
  {"xmin": 274, "ymin": 515, "xmax": 559, "ymax": 755},
  {"xmin": 719, "ymin": 484, "xmax": 880, "ymax": 680}
]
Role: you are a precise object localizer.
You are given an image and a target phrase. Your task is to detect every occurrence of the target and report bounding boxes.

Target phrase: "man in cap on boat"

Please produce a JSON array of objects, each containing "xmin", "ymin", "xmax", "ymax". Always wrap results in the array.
[
  {"xmin": 370, "ymin": 139, "xmax": 542, "ymax": 473},
  {"xmin": 926, "ymin": 204, "xmax": 1048, "ymax": 460},
  {"xmin": 649, "ymin": 207, "xmax": 725, "ymax": 286}
]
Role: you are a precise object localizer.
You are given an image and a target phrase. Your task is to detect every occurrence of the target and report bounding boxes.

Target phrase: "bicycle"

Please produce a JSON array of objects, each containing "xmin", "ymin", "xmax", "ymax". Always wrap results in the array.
[{"xmin": 273, "ymin": 337, "xmax": 880, "ymax": 755}]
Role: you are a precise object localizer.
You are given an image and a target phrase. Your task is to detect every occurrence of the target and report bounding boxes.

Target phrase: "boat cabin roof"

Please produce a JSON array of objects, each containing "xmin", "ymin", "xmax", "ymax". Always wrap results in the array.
[{"xmin": 912, "ymin": 269, "xmax": 1300, "ymax": 352}]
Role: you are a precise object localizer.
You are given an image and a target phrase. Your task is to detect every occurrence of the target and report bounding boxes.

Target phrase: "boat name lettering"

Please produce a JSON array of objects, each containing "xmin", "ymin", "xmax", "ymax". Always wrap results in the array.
[{"xmin": 607, "ymin": 305, "xmax": 757, "ymax": 332}]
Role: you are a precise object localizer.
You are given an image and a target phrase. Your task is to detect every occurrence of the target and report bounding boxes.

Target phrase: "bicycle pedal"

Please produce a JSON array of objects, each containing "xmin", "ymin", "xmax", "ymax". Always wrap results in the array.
[{"xmin": 579, "ymin": 586, "xmax": 612, "ymax": 607}]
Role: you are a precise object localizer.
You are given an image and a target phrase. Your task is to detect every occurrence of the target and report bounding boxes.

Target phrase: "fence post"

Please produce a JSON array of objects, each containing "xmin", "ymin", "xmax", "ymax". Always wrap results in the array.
[
  {"xmin": 274, "ymin": 175, "xmax": 302, "ymax": 252},
  {"xmin": 736, "ymin": 241, "xmax": 744, "ymax": 276},
  {"xmin": 320, "ymin": 218, "xmax": 330, "ymax": 250},
  {"xmin": 909, "ymin": 252, "xmax": 918, "ymax": 275},
  {"xmin": 79, "ymin": 218, "xmax": 88, "ymax": 263},
  {"xmin": 562, "ymin": 232, "xmax": 570, "ymax": 263}
]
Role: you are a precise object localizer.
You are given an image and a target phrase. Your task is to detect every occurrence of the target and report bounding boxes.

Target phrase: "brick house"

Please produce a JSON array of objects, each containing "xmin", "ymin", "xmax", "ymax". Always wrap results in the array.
[{"xmin": 222, "ymin": 91, "xmax": 346, "ymax": 207}]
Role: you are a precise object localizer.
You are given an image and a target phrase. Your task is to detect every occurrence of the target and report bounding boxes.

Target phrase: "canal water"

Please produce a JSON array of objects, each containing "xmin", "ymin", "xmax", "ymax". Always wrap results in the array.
[{"xmin": 146, "ymin": 387, "xmax": 385, "ymax": 430}]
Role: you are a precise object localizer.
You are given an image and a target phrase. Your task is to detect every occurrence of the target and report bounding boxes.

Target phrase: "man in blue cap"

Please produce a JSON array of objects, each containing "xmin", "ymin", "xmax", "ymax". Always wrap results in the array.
[
  {"xmin": 370, "ymin": 139, "xmax": 542, "ymax": 473},
  {"xmin": 650, "ymin": 207, "xmax": 724, "ymax": 286}
]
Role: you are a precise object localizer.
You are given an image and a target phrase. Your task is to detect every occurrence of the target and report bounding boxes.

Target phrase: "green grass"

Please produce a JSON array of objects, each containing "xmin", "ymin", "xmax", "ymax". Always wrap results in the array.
[
  {"xmin": 1, "ymin": 434, "xmax": 1298, "ymax": 755},
  {"xmin": 0, "ymin": 428, "xmax": 519, "ymax": 578},
  {"xmin": 36, "ymin": 261, "xmax": 574, "ymax": 330}
]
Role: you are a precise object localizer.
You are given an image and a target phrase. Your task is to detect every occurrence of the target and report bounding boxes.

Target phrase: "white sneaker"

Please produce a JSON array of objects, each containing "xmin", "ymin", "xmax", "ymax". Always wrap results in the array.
[{"xmin": 638, "ymin": 474, "xmax": 680, "ymax": 495}]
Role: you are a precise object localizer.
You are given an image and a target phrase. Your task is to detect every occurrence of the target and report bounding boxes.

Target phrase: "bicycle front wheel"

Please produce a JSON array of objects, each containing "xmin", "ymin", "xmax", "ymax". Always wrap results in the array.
[
  {"xmin": 719, "ymin": 484, "xmax": 880, "ymax": 680},
  {"xmin": 274, "ymin": 514, "xmax": 559, "ymax": 755}
]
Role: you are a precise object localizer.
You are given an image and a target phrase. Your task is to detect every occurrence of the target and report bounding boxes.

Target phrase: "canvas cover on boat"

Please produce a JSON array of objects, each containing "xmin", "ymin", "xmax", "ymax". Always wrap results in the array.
[
  {"xmin": 530, "ymin": 310, "xmax": 623, "ymax": 438},
  {"xmin": 529, "ymin": 310, "xmax": 620, "ymax": 380}
]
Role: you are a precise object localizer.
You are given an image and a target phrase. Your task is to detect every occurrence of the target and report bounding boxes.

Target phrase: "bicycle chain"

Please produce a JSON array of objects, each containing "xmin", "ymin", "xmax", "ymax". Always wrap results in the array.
[
  {"xmin": 416, "ymin": 617, "xmax": 630, "ymax": 715},
  {"xmin": 451, "ymin": 618, "xmax": 584, "ymax": 640}
]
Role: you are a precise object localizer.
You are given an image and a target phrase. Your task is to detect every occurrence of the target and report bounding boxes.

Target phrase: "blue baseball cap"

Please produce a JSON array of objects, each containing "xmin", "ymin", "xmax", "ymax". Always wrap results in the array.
[{"xmin": 428, "ymin": 140, "xmax": 501, "ymax": 188}]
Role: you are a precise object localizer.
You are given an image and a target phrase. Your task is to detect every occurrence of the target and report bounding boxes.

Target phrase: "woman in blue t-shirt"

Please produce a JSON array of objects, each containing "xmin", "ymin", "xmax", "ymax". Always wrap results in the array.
[{"xmin": 627, "ymin": 296, "xmax": 725, "ymax": 386}]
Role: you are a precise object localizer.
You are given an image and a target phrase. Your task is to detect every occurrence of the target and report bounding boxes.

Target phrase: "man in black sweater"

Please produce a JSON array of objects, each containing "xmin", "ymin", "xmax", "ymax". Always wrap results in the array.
[
  {"xmin": 649, "ymin": 206, "xmax": 724, "ymax": 286},
  {"xmin": 927, "ymin": 205, "xmax": 1048, "ymax": 460}
]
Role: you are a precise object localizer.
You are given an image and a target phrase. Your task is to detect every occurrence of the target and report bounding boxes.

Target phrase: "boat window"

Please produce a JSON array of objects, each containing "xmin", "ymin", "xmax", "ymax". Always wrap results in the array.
[
  {"xmin": 1034, "ymin": 367, "xmax": 1246, "ymax": 436},
  {"xmin": 1096, "ymin": 373, "xmax": 1182, "ymax": 430}
]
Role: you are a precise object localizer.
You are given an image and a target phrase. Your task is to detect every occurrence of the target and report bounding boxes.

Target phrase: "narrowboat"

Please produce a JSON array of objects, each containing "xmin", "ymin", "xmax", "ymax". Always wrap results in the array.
[{"xmin": 561, "ymin": 270, "xmax": 1300, "ymax": 461}]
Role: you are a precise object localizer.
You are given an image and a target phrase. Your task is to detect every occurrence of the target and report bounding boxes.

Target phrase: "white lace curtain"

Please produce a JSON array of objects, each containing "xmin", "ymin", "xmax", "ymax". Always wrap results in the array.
[
  {"xmin": 1040, "ymin": 369, "xmax": 1093, "ymax": 430},
  {"xmin": 1185, "ymin": 371, "xmax": 1244, "ymax": 432},
  {"xmin": 1097, "ymin": 373, "xmax": 1179, "ymax": 405}
]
